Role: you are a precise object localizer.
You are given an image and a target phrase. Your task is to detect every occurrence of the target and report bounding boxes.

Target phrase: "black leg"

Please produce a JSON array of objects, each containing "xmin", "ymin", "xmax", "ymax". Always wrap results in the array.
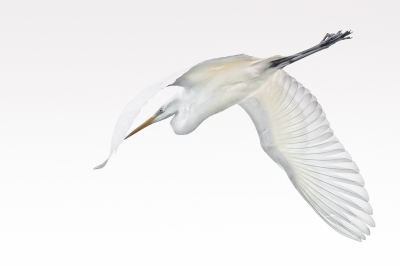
[{"xmin": 270, "ymin": 30, "xmax": 353, "ymax": 69}]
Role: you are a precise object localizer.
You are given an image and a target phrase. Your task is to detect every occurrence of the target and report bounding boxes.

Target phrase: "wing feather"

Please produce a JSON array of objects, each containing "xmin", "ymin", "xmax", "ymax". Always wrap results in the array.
[{"xmin": 239, "ymin": 70, "xmax": 374, "ymax": 241}]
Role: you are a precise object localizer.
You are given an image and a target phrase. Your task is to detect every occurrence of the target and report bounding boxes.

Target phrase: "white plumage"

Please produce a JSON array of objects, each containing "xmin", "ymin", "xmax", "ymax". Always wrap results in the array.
[
  {"xmin": 94, "ymin": 66, "xmax": 193, "ymax": 170},
  {"xmin": 240, "ymin": 70, "xmax": 374, "ymax": 241},
  {"xmin": 95, "ymin": 31, "xmax": 374, "ymax": 241}
]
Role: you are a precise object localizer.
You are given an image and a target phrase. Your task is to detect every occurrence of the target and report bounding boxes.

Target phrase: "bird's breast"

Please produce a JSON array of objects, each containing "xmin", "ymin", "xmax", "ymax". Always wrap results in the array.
[{"xmin": 170, "ymin": 111, "xmax": 200, "ymax": 135}]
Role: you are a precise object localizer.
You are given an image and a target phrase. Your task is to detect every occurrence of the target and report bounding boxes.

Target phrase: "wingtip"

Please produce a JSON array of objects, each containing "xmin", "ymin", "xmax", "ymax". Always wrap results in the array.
[
  {"xmin": 93, "ymin": 159, "xmax": 109, "ymax": 170},
  {"xmin": 369, "ymin": 217, "xmax": 376, "ymax": 227}
]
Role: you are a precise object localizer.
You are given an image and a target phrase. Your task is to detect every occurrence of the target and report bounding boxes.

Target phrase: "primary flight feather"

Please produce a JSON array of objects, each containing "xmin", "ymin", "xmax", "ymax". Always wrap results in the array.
[{"xmin": 95, "ymin": 30, "xmax": 374, "ymax": 241}]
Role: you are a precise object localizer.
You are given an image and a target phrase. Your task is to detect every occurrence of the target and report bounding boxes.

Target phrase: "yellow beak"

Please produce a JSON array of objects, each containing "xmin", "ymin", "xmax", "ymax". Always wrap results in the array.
[{"xmin": 125, "ymin": 115, "xmax": 157, "ymax": 140}]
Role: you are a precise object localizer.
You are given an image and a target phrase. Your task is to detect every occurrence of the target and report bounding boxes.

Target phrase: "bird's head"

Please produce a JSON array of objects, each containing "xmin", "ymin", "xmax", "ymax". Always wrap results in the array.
[{"xmin": 124, "ymin": 94, "xmax": 181, "ymax": 140}]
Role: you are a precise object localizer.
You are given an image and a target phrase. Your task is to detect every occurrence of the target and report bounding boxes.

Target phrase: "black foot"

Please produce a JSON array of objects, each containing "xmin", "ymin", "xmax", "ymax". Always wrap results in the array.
[
  {"xmin": 320, "ymin": 30, "xmax": 352, "ymax": 47},
  {"xmin": 270, "ymin": 30, "xmax": 353, "ymax": 69}
]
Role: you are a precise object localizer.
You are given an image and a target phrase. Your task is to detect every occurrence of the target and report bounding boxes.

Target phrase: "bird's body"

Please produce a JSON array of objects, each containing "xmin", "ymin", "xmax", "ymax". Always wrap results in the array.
[
  {"xmin": 169, "ymin": 54, "xmax": 278, "ymax": 134},
  {"xmin": 95, "ymin": 31, "xmax": 375, "ymax": 241}
]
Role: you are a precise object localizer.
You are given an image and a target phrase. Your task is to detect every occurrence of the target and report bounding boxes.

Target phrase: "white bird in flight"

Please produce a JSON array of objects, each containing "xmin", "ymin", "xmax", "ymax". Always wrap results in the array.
[{"xmin": 95, "ymin": 30, "xmax": 374, "ymax": 241}]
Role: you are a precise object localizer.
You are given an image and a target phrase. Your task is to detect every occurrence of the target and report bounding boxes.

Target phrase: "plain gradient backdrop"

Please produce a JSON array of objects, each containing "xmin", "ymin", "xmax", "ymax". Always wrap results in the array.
[{"xmin": 1, "ymin": 0, "xmax": 399, "ymax": 265}]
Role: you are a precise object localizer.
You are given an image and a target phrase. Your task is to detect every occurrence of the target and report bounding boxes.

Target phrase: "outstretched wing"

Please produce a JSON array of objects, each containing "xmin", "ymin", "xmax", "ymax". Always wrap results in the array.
[
  {"xmin": 240, "ymin": 70, "xmax": 374, "ymax": 241},
  {"xmin": 94, "ymin": 66, "xmax": 193, "ymax": 169}
]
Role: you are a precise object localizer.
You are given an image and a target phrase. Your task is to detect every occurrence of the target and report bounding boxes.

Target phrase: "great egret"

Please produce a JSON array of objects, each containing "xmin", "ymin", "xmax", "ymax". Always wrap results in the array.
[{"xmin": 95, "ymin": 30, "xmax": 374, "ymax": 241}]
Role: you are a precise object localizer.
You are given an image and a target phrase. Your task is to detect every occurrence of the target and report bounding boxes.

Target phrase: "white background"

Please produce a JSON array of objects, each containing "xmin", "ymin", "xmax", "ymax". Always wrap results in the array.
[{"xmin": 1, "ymin": 0, "xmax": 399, "ymax": 265}]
